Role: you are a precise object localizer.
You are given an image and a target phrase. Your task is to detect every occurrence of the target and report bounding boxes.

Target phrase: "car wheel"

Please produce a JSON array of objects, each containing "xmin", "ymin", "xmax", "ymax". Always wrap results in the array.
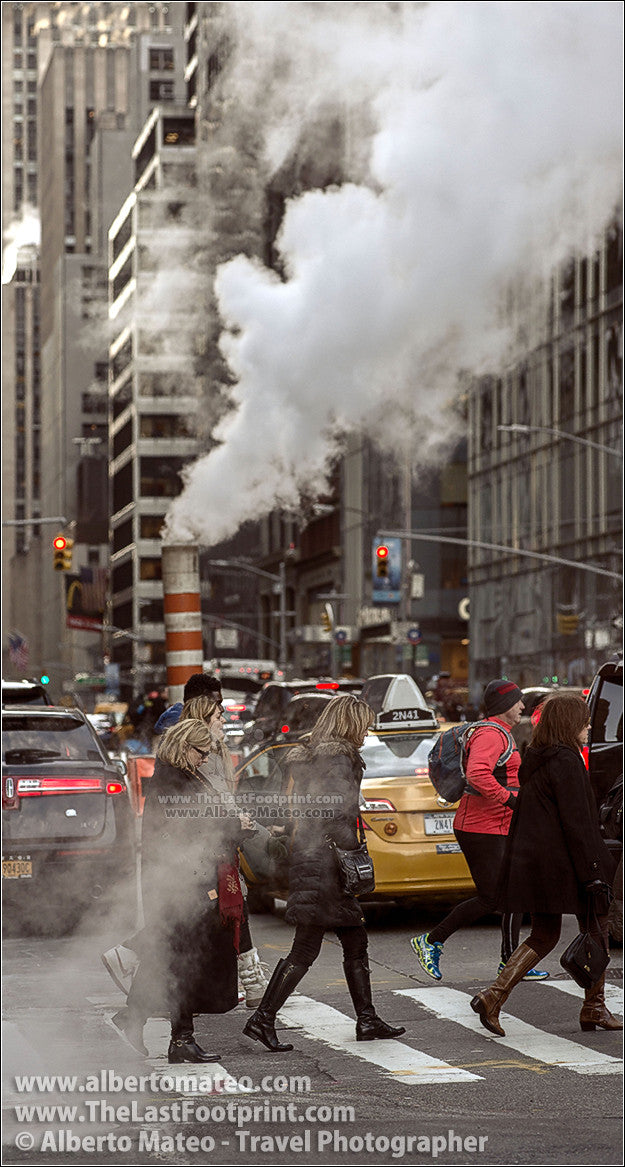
[{"xmin": 246, "ymin": 886, "xmax": 275, "ymax": 914}]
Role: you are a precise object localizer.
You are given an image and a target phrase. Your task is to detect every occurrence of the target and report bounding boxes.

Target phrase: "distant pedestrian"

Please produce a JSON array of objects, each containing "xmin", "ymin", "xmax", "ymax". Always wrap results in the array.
[
  {"xmin": 471, "ymin": 694, "xmax": 621, "ymax": 1036},
  {"xmin": 411, "ymin": 679, "xmax": 548, "ymax": 981},
  {"xmin": 154, "ymin": 672, "xmax": 222, "ymax": 734}
]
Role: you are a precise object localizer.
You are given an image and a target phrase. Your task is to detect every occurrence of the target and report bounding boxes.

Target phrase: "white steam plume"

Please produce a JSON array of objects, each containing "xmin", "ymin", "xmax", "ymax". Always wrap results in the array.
[
  {"xmin": 2, "ymin": 205, "xmax": 40, "ymax": 284},
  {"xmin": 164, "ymin": 0, "xmax": 622, "ymax": 546}
]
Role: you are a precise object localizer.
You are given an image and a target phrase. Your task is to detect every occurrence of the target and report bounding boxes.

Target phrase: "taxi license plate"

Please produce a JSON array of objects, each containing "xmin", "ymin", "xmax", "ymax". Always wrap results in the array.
[
  {"xmin": 2, "ymin": 859, "xmax": 33, "ymax": 879},
  {"xmin": 424, "ymin": 812, "xmax": 455, "ymax": 837}
]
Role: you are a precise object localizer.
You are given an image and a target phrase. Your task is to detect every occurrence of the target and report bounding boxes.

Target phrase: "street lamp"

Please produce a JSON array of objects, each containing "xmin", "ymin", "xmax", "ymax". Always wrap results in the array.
[{"xmin": 497, "ymin": 424, "xmax": 621, "ymax": 458}]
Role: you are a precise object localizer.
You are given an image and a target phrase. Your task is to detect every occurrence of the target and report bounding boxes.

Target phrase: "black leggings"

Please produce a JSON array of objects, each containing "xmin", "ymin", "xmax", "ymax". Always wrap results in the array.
[
  {"xmin": 522, "ymin": 912, "xmax": 609, "ymax": 963},
  {"xmin": 287, "ymin": 923, "xmax": 368, "ymax": 968},
  {"xmin": 427, "ymin": 830, "xmax": 520, "ymax": 963}
]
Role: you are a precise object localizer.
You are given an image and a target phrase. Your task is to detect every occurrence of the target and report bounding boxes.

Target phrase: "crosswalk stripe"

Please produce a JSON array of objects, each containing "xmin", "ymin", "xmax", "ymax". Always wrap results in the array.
[
  {"xmin": 278, "ymin": 994, "xmax": 481, "ymax": 1084},
  {"xmin": 541, "ymin": 980, "xmax": 623, "ymax": 1012},
  {"xmin": 395, "ymin": 987, "xmax": 622, "ymax": 1076}
]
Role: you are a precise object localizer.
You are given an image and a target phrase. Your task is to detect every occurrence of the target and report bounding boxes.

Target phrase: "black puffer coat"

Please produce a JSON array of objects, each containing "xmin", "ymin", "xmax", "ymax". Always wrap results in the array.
[
  {"xmin": 128, "ymin": 759, "xmax": 242, "ymax": 1018},
  {"xmin": 497, "ymin": 744, "xmax": 616, "ymax": 915},
  {"xmin": 284, "ymin": 739, "xmax": 367, "ymax": 929}
]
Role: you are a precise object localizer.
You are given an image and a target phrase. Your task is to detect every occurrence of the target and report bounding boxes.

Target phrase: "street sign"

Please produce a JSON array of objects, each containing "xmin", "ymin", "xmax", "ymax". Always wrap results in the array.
[
  {"xmin": 334, "ymin": 629, "xmax": 348, "ymax": 645},
  {"xmin": 407, "ymin": 627, "xmax": 422, "ymax": 644}
]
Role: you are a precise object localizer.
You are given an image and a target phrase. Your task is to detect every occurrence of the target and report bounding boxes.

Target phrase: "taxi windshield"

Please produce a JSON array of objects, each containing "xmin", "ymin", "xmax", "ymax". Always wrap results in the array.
[{"xmin": 360, "ymin": 731, "xmax": 440, "ymax": 778}]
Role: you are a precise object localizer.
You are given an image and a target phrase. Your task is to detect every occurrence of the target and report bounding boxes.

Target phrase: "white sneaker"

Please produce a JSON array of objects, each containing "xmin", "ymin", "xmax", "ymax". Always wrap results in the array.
[
  {"xmin": 238, "ymin": 948, "xmax": 269, "ymax": 1008},
  {"xmin": 101, "ymin": 945, "xmax": 139, "ymax": 996}
]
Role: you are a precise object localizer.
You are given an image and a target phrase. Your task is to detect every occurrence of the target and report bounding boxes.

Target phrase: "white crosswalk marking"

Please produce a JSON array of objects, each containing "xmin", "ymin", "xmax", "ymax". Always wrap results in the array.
[
  {"xmin": 541, "ymin": 980, "xmax": 624, "ymax": 1012},
  {"xmin": 395, "ymin": 986, "xmax": 622, "ymax": 1076},
  {"xmin": 278, "ymin": 994, "xmax": 481, "ymax": 1084}
]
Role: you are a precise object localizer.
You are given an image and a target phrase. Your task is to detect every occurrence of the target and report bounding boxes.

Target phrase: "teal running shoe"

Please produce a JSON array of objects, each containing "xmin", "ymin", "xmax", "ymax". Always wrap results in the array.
[
  {"xmin": 498, "ymin": 961, "xmax": 549, "ymax": 981},
  {"xmin": 411, "ymin": 933, "xmax": 443, "ymax": 981}
]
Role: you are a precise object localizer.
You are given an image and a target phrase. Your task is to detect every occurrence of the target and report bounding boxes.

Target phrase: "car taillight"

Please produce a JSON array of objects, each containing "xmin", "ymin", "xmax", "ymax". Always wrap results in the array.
[
  {"xmin": 280, "ymin": 724, "xmax": 290, "ymax": 734},
  {"xmin": 581, "ymin": 746, "xmax": 589, "ymax": 770},
  {"xmin": 106, "ymin": 782, "xmax": 124, "ymax": 794},
  {"xmin": 316, "ymin": 682, "xmax": 340, "ymax": 690},
  {"xmin": 414, "ymin": 765, "xmax": 429, "ymax": 777},
  {"xmin": 227, "ymin": 704, "xmax": 246, "ymax": 712},
  {"xmin": 16, "ymin": 777, "xmax": 103, "ymax": 796},
  {"xmin": 361, "ymin": 797, "xmax": 396, "ymax": 812}
]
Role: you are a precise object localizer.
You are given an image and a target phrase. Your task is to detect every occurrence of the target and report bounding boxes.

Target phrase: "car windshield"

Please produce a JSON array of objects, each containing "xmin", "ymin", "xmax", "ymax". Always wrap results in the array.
[
  {"xmin": 2, "ymin": 716, "xmax": 105, "ymax": 764},
  {"xmin": 360, "ymin": 731, "xmax": 440, "ymax": 779}
]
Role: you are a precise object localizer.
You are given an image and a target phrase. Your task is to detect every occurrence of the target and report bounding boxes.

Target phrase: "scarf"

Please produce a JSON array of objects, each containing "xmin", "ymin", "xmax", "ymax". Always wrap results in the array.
[{"xmin": 217, "ymin": 860, "xmax": 244, "ymax": 954}]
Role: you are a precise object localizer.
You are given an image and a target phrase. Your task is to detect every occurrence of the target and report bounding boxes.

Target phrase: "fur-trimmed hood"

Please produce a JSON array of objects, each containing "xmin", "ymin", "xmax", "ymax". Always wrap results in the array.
[{"xmin": 287, "ymin": 737, "xmax": 364, "ymax": 768}]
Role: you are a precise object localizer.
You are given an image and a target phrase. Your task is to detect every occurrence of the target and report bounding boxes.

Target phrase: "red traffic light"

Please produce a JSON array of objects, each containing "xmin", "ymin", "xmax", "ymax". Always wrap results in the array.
[
  {"xmin": 53, "ymin": 536, "xmax": 67, "ymax": 551},
  {"xmin": 376, "ymin": 545, "xmax": 389, "ymax": 560}
]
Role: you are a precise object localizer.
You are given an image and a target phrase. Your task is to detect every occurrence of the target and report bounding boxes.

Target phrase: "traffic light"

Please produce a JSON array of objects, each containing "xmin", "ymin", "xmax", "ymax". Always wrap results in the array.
[
  {"xmin": 375, "ymin": 544, "xmax": 389, "ymax": 578},
  {"xmin": 321, "ymin": 602, "xmax": 334, "ymax": 633},
  {"xmin": 52, "ymin": 534, "xmax": 74, "ymax": 571}
]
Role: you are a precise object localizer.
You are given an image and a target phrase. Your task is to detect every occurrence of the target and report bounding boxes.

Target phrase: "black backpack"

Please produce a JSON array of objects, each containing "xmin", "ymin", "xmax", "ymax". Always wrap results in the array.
[{"xmin": 427, "ymin": 720, "xmax": 515, "ymax": 804}]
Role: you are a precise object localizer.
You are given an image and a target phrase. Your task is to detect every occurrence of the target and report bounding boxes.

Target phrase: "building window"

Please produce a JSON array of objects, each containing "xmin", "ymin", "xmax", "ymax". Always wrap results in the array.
[
  {"xmin": 149, "ymin": 47, "xmax": 174, "ymax": 71},
  {"xmin": 149, "ymin": 79, "xmax": 175, "ymax": 101},
  {"xmin": 139, "ymin": 414, "xmax": 194, "ymax": 438},
  {"xmin": 140, "ymin": 558, "xmax": 162, "ymax": 581},
  {"xmin": 140, "ymin": 515, "xmax": 165, "ymax": 539}
]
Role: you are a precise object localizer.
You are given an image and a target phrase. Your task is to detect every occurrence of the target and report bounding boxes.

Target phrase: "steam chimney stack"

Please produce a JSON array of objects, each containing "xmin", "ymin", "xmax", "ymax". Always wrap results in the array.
[{"xmin": 161, "ymin": 543, "xmax": 204, "ymax": 703}]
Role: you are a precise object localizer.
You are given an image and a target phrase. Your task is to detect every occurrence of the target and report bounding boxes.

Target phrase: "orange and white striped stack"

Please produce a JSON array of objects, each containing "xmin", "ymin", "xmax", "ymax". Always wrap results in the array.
[{"xmin": 161, "ymin": 543, "xmax": 204, "ymax": 703}]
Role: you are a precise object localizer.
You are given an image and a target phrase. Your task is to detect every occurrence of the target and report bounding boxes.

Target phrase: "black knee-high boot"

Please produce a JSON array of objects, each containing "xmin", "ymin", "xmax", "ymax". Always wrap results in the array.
[
  {"xmin": 243, "ymin": 958, "xmax": 308, "ymax": 1052},
  {"xmin": 343, "ymin": 957, "xmax": 406, "ymax": 1041}
]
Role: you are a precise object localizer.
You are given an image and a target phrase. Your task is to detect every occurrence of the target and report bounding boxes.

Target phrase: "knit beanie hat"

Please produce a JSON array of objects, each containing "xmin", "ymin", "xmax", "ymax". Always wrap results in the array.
[{"xmin": 483, "ymin": 679, "xmax": 524, "ymax": 717}]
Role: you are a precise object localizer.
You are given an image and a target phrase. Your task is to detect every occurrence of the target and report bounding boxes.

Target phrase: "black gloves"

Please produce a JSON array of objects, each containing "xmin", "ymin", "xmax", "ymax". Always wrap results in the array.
[{"xmin": 584, "ymin": 879, "xmax": 613, "ymax": 916}]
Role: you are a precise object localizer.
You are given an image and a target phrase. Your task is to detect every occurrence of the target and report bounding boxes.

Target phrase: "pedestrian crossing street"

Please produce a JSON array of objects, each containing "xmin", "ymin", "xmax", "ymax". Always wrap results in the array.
[{"xmin": 90, "ymin": 979, "xmax": 623, "ymax": 1089}]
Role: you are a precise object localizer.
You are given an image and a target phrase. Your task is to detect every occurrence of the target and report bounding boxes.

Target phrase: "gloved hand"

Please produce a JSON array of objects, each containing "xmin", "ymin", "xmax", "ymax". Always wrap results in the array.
[{"xmin": 584, "ymin": 879, "xmax": 613, "ymax": 917}]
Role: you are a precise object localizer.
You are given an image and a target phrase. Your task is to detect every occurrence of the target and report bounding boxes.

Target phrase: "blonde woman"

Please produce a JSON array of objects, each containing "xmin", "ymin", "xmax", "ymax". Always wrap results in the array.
[
  {"xmin": 110, "ymin": 718, "xmax": 249, "ymax": 1063},
  {"xmin": 243, "ymin": 695, "xmax": 406, "ymax": 1052},
  {"xmin": 180, "ymin": 695, "xmax": 270, "ymax": 1006}
]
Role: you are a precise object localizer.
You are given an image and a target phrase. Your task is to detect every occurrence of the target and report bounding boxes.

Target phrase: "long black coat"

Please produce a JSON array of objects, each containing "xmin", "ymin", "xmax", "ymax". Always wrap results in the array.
[
  {"xmin": 284, "ymin": 739, "xmax": 367, "ymax": 930},
  {"xmin": 497, "ymin": 744, "xmax": 616, "ymax": 915},
  {"xmin": 128, "ymin": 758, "xmax": 241, "ymax": 1018}
]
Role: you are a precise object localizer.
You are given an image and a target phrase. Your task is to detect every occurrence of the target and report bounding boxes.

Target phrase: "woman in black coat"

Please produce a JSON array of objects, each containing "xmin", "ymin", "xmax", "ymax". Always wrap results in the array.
[
  {"xmin": 471, "ymin": 694, "xmax": 620, "ymax": 1037},
  {"xmin": 111, "ymin": 716, "xmax": 249, "ymax": 1063},
  {"xmin": 243, "ymin": 695, "xmax": 406, "ymax": 1052}
]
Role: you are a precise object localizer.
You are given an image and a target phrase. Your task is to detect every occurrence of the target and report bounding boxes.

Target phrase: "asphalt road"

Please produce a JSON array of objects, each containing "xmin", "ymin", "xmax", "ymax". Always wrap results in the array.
[{"xmin": 2, "ymin": 898, "xmax": 622, "ymax": 1166}]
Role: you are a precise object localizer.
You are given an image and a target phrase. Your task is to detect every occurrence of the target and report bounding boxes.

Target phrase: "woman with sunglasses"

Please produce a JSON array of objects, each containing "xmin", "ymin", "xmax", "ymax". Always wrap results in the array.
[{"xmin": 110, "ymin": 717, "xmax": 251, "ymax": 1062}]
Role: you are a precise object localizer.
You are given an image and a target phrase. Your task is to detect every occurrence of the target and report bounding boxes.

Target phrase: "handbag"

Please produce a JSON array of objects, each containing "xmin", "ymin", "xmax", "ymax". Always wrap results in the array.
[
  {"xmin": 559, "ymin": 899, "xmax": 609, "ymax": 989},
  {"xmin": 326, "ymin": 818, "xmax": 376, "ymax": 897}
]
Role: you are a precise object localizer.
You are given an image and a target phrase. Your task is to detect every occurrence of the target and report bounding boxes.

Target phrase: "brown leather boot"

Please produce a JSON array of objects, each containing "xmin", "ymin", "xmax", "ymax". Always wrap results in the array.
[
  {"xmin": 580, "ymin": 975, "xmax": 623, "ymax": 1032},
  {"xmin": 470, "ymin": 943, "xmax": 540, "ymax": 1037}
]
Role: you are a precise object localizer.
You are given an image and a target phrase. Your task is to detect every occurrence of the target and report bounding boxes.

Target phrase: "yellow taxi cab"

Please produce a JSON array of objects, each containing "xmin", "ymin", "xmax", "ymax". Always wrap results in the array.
[{"xmin": 236, "ymin": 674, "xmax": 474, "ymax": 911}]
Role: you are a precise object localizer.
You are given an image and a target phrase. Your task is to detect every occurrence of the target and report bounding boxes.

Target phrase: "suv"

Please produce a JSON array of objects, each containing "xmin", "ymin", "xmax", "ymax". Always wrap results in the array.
[
  {"xmin": 2, "ymin": 706, "xmax": 137, "ymax": 930},
  {"xmin": 2, "ymin": 679, "xmax": 53, "ymax": 707},
  {"xmin": 240, "ymin": 678, "xmax": 363, "ymax": 752}
]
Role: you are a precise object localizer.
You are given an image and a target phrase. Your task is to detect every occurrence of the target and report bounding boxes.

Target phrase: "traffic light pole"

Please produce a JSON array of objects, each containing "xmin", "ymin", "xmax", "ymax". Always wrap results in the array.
[
  {"xmin": 376, "ymin": 530, "xmax": 623, "ymax": 581},
  {"xmin": 205, "ymin": 558, "xmax": 288, "ymax": 668}
]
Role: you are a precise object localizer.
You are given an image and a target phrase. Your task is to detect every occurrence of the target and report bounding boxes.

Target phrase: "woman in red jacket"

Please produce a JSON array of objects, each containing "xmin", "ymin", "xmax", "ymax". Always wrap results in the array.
[{"xmin": 411, "ymin": 679, "xmax": 547, "ymax": 981}]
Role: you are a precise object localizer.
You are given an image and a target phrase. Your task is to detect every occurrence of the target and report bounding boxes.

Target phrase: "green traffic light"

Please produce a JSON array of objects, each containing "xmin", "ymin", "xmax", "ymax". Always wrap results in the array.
[{"xmin": 40, "ymin": 675, "xmax": 50, "ymax": 685}]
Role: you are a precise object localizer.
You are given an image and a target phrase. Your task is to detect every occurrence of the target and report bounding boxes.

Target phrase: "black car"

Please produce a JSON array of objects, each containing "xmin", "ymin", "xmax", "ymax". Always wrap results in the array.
[
  {"xmin": 2, "ymin": 679, "xmax": 53, "ymax": 707},
  {"xmin": 587, "ymin": 655, "xmax": 623, "ymax": 806},
  {"xmin": 2, "ymin": 706, "xmax": 137, "ymax": 930},
  {"xmin": 240, "ymin": 678, "xmax": 363, "ymax": 753}
]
